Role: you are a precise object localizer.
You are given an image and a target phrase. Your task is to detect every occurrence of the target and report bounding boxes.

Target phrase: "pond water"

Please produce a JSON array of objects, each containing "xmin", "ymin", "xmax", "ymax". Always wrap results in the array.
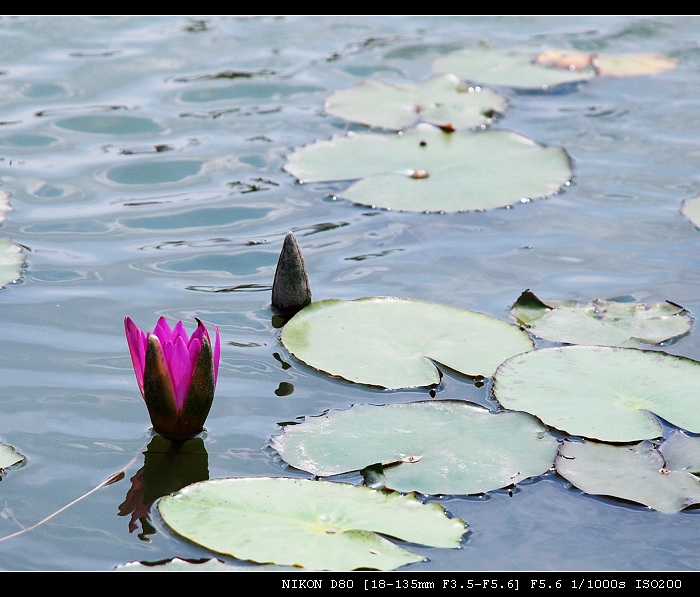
[{"xmin": 1, "ymin": 15, "xmax": 700, "ymax": 572}]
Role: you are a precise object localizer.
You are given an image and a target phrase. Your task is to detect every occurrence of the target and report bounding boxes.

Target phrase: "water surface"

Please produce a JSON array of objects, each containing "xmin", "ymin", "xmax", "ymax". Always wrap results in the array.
[{"xmin": 1, "ymin": 15, "xmax": 699, "ymax": 571}]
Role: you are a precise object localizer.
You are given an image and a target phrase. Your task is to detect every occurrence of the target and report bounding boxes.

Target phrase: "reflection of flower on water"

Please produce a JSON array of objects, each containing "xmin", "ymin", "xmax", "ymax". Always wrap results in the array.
[{"xmin": 118, "ymin": 434, "xmax": 209, "ymax": 540}]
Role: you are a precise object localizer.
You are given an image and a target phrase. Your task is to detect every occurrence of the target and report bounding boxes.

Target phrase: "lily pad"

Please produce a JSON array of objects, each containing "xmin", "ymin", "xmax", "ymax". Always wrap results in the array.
[
  {"xmin": 493, "ymin": 345, "xmax": 700, "ymax": 443},
  {"xmin": 157, "ymin": 476, "xmax": 467, "ymax": 571},
  {"xmin": 510, "ymin": 289, "xmax": 692, "ymax": 346},
  {"xmin": 0, "ymin": 237, "xmax": 24, "ymax": 288},
  {"xmin": 283, "ymin": 125, "xmax": 572, "ymax": 213},
  {"xmin": 658, "ymin": 430, "xmax": 700, "ymax": 474},
  {"xmin": 324, "ymin": 73, "xmax": 506, "ymax": 131},
  {"xmin": 681, "ymin": 195, "xmax": 700, "ymax": 229},
  {"xmin": 534, "ymin": 49, "xmax": 678, "ymax": 77},
  {"xmin": 432, "ymin": 46, "xmax": 595, "ymax": 90},
  {"xmin": 279, "ymin": 296, "xmax": 534, "ymax": 389},
  {"xmin": 0, "ymin": 190, "xmax": 10, "ymax": 224},
  {"xmin": 0, "ymin": 442, "xmax": 25, "ymax": 472},
  {"xmin": 592, "ymin": 53, "xmax": 678, "ymax": 77},
  {"xmin": 555, "ymin": 439, "xmax": 700, "ymax": 514},
  {"xmin": 272, "ymin": 400, "xmax": 558, "ymax": 496},
  {"xmin": 115, "ymin": 557, "xmax": 294, "ymax": 572}
]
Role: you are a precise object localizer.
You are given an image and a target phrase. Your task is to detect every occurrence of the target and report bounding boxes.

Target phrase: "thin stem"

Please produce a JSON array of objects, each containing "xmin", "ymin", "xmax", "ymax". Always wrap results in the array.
[{"xmin": 0, "ymin": 439, "xmax": 147, "ymax": 543}]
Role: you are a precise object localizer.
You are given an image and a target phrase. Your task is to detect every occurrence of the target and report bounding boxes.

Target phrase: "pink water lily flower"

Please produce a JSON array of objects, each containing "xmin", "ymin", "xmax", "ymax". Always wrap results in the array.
[{"xmin": 125, "ymin": 316, "xmax": 221, "ymax": 440}]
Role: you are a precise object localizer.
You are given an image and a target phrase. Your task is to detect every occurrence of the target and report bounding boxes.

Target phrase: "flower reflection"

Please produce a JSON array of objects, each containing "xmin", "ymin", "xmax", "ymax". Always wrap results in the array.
[{"xmin": 118, "ymin": 434, "xmax": 209, "ymax": 540}]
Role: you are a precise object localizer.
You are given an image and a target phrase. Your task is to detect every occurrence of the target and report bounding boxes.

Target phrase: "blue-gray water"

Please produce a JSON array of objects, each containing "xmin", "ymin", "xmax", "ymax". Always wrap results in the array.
[{"xmin": 0, "ymin": 15, "xmax": 699, "ymax": 571}]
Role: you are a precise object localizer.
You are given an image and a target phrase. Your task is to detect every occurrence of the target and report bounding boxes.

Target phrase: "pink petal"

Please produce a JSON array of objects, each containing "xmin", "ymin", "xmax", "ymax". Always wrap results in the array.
[
  {"xmin": 124, "ymin": 317, "xmax": 147, "ymax": 394},
  {"xmin": 212, "ymin": 325, "xmax": 220, "ymax": 383},
  {"xmin": 153, "ymin": 316, "xmax": 173, "ymax": 341},
  {"xmin": 163, "ymin": 334, "xmax": 193, "ymax": 411}
]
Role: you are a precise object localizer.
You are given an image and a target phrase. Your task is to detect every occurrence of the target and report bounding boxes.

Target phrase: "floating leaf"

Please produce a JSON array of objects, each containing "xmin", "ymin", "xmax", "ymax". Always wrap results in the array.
[
  {"xmin": 0, "ymin": 442, "xmax": 25, "ymax": 472},
  {"xmin": 493, "ymin": 345, "xmax": 700, "ymax": 442},
  {"xmin": 157, "ymin": 477, "xmax": 467, "ymax": 571},
  {"xmin": 0, "ymin": 190, "xmax": 11, "ymax": 224},
  {"xmin": 432, "ymin": 46, "xmax": 595, "ymax": 90},
  {"xmin": 272, "ymin": 400, "xmax": 558, "ymax": 496},
  {"xmin": 283, "ymin": 125, "xmax": 572, "ymax": 213},
  {"xmin": 0, "ymin": 237, "xmax": 24, "ymax": 288},
  {"xmin": 592, "ymin": 53, "xmax": 677, "ymax": 77},
  {"xmin": 115, "ymin": 557, "xmax": 293, "ymax": 572},
  {"xmin": 658, "ymin": 430, "xmax": 700, "ymax": 474},
  {"xmin": 324, "ymin": 73, "xmax": 506, "ymax": 131},
  {"xmin": 280, "ymin": 297, "xmax": 534, "ymax": 389},
  {"xmin": 555, "ymin": 439, "xmax": 700, "ymax": 514},
  {"xmin": 681, "ymin": 195, "xmax": 700, "ymax": 229},
  {"xmin": 510, "ymin": 290, "xmax": 692, "ymax": 346},
  {"xmin": 535, "ymin": 49, "xmax": 677, "ymax": 77}
]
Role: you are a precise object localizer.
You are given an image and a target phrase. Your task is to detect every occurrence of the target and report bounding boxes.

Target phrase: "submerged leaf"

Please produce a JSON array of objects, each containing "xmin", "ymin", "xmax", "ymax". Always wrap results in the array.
[
  {"xmin": 510, "ymin": 289, "xmax": 692, "ymax": 346},
  {"xmin": 157, "ymin": 477, "xmax": 467, "ymax": 571},
  {"xmin": 271, "ymin": 400, "xmax": 558, "ymax": 495},
  {"xmin": 493, "ymin": 345, "xmax": 700, "ymax": 442},
  {"xmin": 284, "ymin": 125, "xmax": 572, "ymax": 213},
  {"xmin": 324, "ymin": 73, "xmax": 506, "ymax": 131},
  {"xmin": 280, "ymin": 296, "xmax": 534, "ymax": 389},
  {"xmin": 555, "ymin": 439, "xmax": 700, "ymax": 514}
]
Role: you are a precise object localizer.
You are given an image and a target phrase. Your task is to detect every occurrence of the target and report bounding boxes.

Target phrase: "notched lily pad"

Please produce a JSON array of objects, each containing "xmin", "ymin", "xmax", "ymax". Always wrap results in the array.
[
  {"xmin": 279, "ymin": 296, "xmax": 534, "ymax": 389},
  {"xmin": 271, "ymin": 400, "xmax": 558, "ymax": 496},
  {"xmin": 0, "ymin": 442, "xmax": 26, "ymax": 474},
  {"xmin": 283, "ymin": 124, "xmax": 572, "ymax": 213},
  {"xmin": 510, "ymin": 289, "xmax": 692, "ymax": 346},
  {"xmin": 157, "ymin": 476, "xmax": 467, "ymax": 571},
  {"xmin": 324, "ymin": 73, "xmax": 506, "ymax": 131},
  {"xmin": 115, "ymin": 557, "xmax": 294, "ymax": 572},
  {"xmin": 432, "ymin": 46, "xmax": 595, "ymax": 90},
  {"xmin": 0, "ymin": 237, "xmax": 25, "ymax": 288},
  {"xmin": 556, "ymin": 439, "xmax": 700, "ymax": 514},
  {"xmin": 658, "ymin": 430, "xmax": 700, "ymax": 474},
  {"xmin": 681, "ymin": 195, "xmax": 700, "ymax": 229},
  {"xmin": 493, "ymin": 345, "xmax": 700, "ymax": 443},
  {"xmin": 0, "ymin": 190, "xmax": 11, "ymax": 224}
]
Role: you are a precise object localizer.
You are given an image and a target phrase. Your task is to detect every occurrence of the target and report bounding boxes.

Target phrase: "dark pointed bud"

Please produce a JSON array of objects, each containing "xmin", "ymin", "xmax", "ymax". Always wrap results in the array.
[{"xmin": 271, "ymin": 231, "xmax": 311, "ymax": 317}]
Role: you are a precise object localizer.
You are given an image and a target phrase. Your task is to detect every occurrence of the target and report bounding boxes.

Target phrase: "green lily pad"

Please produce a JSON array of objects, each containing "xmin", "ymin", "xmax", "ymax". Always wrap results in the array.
[
  {"xmin": 555, "ymin": 439, "xmax": 700, "ymax": 514},
  {"xmin": 0, "ymin": 441, "xmax": 25, "ymax": 473},
  {"xmin": 658, "ymin": 430, "xmax": 700, "ymax": 474},
  {"xmin": 157, "ymin": 477, "xmax": 467, "ymax": 571},
  {"xmin": 283, "ymin": 125, "xmax": 572, "ymax": 213},
  {"xmin": 681, "ymin": 195, "xmax": 700, "ymax": 229},
  {"xmin": 432, "ymin": 46, "xmax": 595, "ymax": 90},
  {"xmin": 510, "ymin": 290, "xmax": 692, "ymax": 346},
  {"xmin": 115, "ymin": 557, "xmax": 294, "ymax": 572},
  {"xmin": 0, "ymin": 237, "xmax": 24, "ymax": 288},
  {"xmin": 279, "ymin": 297, "xmax": 534, "ymax": 389},
  {"xmin": 272, "ymin": 400, "xmax": 558, "ymax": 496},
  {"xmin": 0, "ymin": 190, "xmax": 10, "ymax": 224},
  {"xmin": 324, "ymin": 73, "xmax": 506, "ymax": 131},
  {"xmin": 493, "ymin": 345, "xmax": 700, "ymax": 442}
]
